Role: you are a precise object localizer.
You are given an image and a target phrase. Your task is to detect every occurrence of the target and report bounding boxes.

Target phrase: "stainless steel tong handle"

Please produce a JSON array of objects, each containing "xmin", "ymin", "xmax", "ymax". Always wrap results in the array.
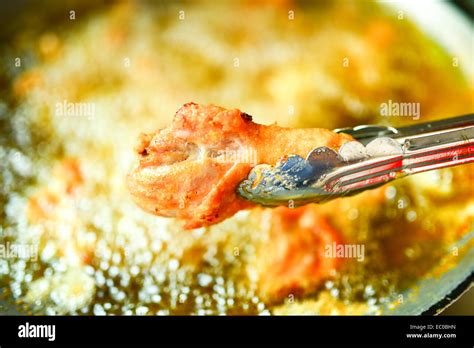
[
  {"xmin": 327, "ymin": 122, "xmax": 474, "ymax": 196},
  {"xmin": 238, "ymin": 114, "xmax": 474, "ymax": 207},
  {"xmin": 334, "ymin": 113, "xmax": 474, "ymax": 144}
]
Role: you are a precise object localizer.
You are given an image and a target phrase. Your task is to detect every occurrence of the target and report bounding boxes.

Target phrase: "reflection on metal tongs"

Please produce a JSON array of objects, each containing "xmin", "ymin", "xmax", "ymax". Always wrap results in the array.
[{"xmin": 238, "ymin": 114, "xmax": 474, "ymax": 206}]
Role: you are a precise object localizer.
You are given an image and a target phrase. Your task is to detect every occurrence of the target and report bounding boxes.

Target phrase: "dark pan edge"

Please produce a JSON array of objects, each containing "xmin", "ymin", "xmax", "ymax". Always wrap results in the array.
[{"xmin": 422, "ymin": 271, "xmax": 473, "ymax": 316}]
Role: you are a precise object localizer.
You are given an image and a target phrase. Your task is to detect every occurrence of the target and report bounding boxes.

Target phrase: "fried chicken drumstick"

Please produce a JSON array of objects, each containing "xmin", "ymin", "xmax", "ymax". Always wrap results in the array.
[{"xmin": 127, "ymin": 103, "xmax": 352, "ymax": 229}]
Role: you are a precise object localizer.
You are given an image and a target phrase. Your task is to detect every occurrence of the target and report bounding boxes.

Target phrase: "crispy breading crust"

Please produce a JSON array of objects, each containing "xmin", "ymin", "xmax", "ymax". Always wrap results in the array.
[{"xmin": 127, "ymin": 103, "xmax": 352, "ymax": 229}]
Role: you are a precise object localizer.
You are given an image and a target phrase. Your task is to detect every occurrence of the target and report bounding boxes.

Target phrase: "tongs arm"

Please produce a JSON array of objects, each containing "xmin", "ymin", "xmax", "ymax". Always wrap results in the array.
[
  {"xmin": 334, "ymin": 113, "xmax": 474, "ymax": 144},
  {"xmin": 327, "ymin": 125, "xmax": 474, "ymax": 196},
  {"xmin": 238, "ymin": 114, "xmax": 474, "ymax": 206}
]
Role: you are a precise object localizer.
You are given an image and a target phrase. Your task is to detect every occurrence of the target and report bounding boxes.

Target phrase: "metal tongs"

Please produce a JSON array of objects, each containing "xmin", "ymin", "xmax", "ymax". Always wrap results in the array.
[{"xmin": 238, "ymin": 114, "xmax": 474, "ymax": 206}]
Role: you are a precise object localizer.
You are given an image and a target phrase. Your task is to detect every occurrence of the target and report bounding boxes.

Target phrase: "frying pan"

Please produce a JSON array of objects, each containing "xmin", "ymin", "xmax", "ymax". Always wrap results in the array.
[{"xmin": 0, "ymin": 0, "xmax": 472, "ymax": 315}]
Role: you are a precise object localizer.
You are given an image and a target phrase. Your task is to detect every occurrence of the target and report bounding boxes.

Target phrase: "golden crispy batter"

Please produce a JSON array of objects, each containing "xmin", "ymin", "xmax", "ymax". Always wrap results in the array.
[
  {"xmin": 127, "ymin": 103, "xmax": 352, "ymax": 229},
  {"xmin": 256, "ymin": 206, "xmax": 341, "ymax": 302}
]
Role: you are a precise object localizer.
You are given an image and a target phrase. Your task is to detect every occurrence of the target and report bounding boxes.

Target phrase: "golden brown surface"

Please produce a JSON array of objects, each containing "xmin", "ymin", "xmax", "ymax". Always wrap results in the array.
[
  {"xmin": 127, "ymin": 103, "xmax": 352, "ymax": 229},
  {"xmin": 256, "ymin": 206, "xmax": 341, "ymax": 302}
]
